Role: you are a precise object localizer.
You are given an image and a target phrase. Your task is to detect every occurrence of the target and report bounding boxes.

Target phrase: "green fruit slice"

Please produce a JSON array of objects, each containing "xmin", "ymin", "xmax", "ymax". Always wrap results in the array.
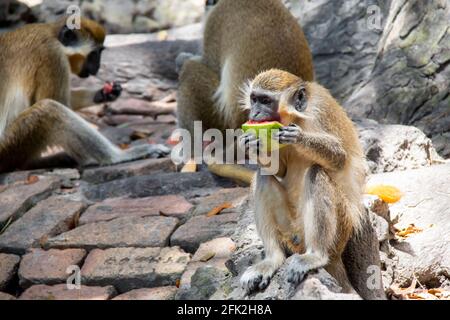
[{"xmin": 242, "ymin": 121, "xmax": 285, "ymax": 151}]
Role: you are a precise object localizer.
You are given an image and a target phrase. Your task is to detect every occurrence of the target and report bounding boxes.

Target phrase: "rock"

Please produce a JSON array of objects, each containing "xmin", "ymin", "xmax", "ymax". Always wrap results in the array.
[
  {"xmin": 177, "ymin": 238, "xmax": 236, "ymax": 299},
  {"xmin": 345, "ymin": 1, "xmax": 450, "ymax": 157},
  {"xmin": 191, "ymin": 188, "xmax": 249, "ymax": 216},
  {"xmin": 82, "ymin": 158, "xmax": 177, "ymax": 184},
  {"xmin": 0, "ymin": 196, "xmax": 85, "ymax": 254},
  {"xmin": 107, "ymin": 98, "xmax": 176, "ymax": 118},
  {"xmin": 0, "ymin": 292, "xmax": 15, "ymax": 300},
  {"xmin": 79, "ymin": 195, "xmax": 193, "ymax": 225},
  {"xmin": 78, "ymin": 0, "xmax": 204, "ymax": 34},
  {"xmin": 81, "ymin": 247, "xmax": 190, "ymax": 292},
  {"xmin": 112, "ymin": 286, "xmax": 178, "ymax": 300},
  {"xmin": 19, "ymin": 284, "xmax": 116, "ymax": 300},
  {"xmin": 18, "ymin": 249, "xmax": 87, "ymax": 288},
  {"xmin": 171, "ymin": 213, "xmax": 238, "ymax": 253},
  {"xmin": 0, "ymin": 175, "xmax": 60, "ymax": 226},
  {"xmin": 44, "ymin": 216, "xmax": 178, "ymax": 250},
  {"xmin": 368, "ymin": 164, "xmax": 450, "ymax": 287},
  {"xmin": 0, "ymin": 0, "xmax": 36, "ymax": 27},
  {"xmin": 0, "ymin": 253, "xmax": 20, "ymax": 291},
  {"xmin": 356, "ymin": 119, "xmax": 443, "ymax": 173},
  {"xmin": 224, "ymin": 198, "xmax": 384, "ymax": 300},
  {"xmin": 82, "ymin": 172, "xmax": 236, "ymax": 201},
  {"xmin": 291, "ymin": 269, "xmax": 361, "ymax": 300},
  {"xmin": 179, "ymin": 265, "xmax": 226, "ymax": 300},
  {"xmin": 369, "ymin": 212, "xmax": 390, "ymax": 243}
]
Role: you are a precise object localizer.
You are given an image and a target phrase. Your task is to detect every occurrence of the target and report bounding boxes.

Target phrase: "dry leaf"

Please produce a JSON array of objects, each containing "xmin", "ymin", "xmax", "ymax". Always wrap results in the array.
[
  {"xmin": 366, "ymin": 184, "xmax": 403, "ymax": 204},
  {"xmin": 207, "ymin": 202, "xmax": 233, "ymax": 217},
  {"xmin": 175, "ymin": 279, "xmax": 181, "ymax": 288},
  {"xmin": 119, "ymin": 143, "xmax": 130, "ymax": 150},
  {"xmin": 395, "ymin": 224, "xmax": 423, "ymax": 239},
  {"xmin": 26, "ymin": 175, "xmax": 39, "ymax": 185},
  {"xmin": 389, "ymin": 278, "xmax": 417, "ymax": 297},
  {"xmin": 181, "ymin": 160, "xmax": 197, "ymax": 173}
]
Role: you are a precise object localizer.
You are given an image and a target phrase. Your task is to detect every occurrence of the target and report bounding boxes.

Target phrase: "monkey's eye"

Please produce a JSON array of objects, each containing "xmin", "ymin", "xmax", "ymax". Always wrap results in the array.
[
  {"xmin": 294, "ymin": 88, "xmax": 307, "ymax": 112},
  {"xmin": 259, "ymin": 96, "xmax": 272, "ymax": 105}
]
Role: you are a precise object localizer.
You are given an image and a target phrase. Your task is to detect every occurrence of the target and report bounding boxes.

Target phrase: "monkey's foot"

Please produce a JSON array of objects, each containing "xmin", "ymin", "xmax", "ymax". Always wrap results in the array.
[
  {"xmin": 285, "ymin": 253, "xmax": 321, "ymax": 286},
  {"xmin": 240, "ymin": 261, "xmax": 277, "ymax": 294}
]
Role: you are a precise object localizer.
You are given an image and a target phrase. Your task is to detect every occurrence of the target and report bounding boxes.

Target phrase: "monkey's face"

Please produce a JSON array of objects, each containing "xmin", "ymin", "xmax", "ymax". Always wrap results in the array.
[
  {"xmin": 58, "ymin": 19, "xmax": 106, "ymax": 78},
  {"xmin": 245, "ymin": 69, "xmax": 309, "ymax": 126}
]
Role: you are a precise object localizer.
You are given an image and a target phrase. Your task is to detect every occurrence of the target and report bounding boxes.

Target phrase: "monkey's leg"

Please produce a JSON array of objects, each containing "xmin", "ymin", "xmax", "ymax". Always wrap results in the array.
[
  {"xmin": 0, "ymin": 100, "xmax": 168, "ymax": 172},
  {"xmin": 240, "ymin": 173, "xmax": 290, "ymax": 293},
  {"xmin": 285, "ymin": 165, "xmax": 337, "ymax": 285}
]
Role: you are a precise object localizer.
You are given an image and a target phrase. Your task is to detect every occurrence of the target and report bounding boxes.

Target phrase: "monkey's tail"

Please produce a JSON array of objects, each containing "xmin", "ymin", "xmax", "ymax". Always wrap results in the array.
[{"xmin": 207, "ymin": 163, "xmax": 255, "ymax": 185}]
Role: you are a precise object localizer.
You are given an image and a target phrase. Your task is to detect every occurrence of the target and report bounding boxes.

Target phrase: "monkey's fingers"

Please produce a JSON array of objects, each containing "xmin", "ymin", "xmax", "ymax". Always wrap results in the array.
[{"xmin": 275, "ymin": 130, "xmax": 300, "ymax": 144}]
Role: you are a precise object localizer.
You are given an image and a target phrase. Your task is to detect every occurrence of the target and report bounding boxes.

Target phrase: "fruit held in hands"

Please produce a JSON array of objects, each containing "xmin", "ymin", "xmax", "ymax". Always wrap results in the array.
[{"xmin": 242, "ymin": 120, "xmax": 285, "ymax": 151}]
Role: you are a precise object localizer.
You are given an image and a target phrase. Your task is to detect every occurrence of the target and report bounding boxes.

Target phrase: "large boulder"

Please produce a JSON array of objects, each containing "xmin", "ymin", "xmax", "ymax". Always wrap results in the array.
[{"xmin": 288, "ymin": 0, "xmax": 450, "ymax": 158}]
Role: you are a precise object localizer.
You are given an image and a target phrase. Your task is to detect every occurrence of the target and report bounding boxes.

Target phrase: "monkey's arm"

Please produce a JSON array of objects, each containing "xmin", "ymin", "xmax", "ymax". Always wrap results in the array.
[
  {"xmin": 277, "ymin": 125, "xmax": 346, "ymax": 171},
  {"xmin": 70, "ymin": 82, "xmax": 122, "ymax": 110}
]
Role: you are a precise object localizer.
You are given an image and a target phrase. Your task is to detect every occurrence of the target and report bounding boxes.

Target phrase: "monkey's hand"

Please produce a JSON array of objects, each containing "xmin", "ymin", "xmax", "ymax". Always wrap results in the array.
[
  {"xmin": 238, "ymin": 132, "xmax": 261, "ymax": 156},
  {"xmin": 274, "ymin": 123, "xmax": 303, "ymax": 145},
  {"xmin": 94, "ymin": 82, "xmax": 123, "ymax": 103}
]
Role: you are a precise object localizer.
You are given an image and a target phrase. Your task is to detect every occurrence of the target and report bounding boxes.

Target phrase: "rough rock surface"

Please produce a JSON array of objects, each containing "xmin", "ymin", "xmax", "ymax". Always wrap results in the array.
[
  {"xmin": 356, "ymin": 119, "xmax": 443, "ymax": 173},
  {"xmin": 368, "ymin": 164, "xmax": 450, "ymax": 288},
  {"xmin": 289, "ymin": 0, "xmax": 450, "ymax": 158}
]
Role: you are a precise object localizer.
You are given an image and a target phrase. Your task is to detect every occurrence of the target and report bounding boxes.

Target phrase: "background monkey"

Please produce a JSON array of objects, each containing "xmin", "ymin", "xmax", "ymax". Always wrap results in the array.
[
  {"xmin": 0, "ymin": 17, "xmax": 168, "ymax": 173},
  {"xmin": 238, "ymin": 69, "xmax": 367, "ymax": 294},
  {"xmin": 177, "ymin": 0, "xmax": 314, "ymax": 146}
]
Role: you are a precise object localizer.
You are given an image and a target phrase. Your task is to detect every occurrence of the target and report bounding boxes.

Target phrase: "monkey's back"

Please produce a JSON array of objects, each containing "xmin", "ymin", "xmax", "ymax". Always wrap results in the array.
[
  {"xmin": 0, "ymin": 24, "xmax": 68, "ymax": 137},
  {"xmin": 203, "ymin": 0, "xmax": 314, "ymax": 83}
]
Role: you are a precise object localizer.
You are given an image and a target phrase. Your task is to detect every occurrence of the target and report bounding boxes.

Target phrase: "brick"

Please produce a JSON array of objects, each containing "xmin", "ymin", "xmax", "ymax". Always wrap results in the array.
[
  {"xmin": 0, "ymin": 176, "xmax": 60, "ymax": 226},
  {"xmin": 112, "ymin": 287, "xmax": 177, "ymax": 300},
  {"xmin": 171, "ymin": 213, "xmax": 238, "ymax": 253},
  {"xmin": 82, "ymin": 158, "xmax": 176, "ymax": 184},
  {"xmin": 18, "ymin": 249, "xmax": 87, "ymax": 288},
  {"xmin": 81, "ymin": 247, "xmax": 190, "ymax": 292},
  {"xmin": 0, "ymin": 253, "xmax": 20, "ymax": 290},
  {"xmin": 79, "ymin": 195, "xmax": 192, "ymax": 225},
  {"xmin": 19, "ymin": 284, "xmax": 116, "ymax": 300},
  {"xmin": 44, "ymin": 216, "xmax": 178, "ymax": 250},
  {"xmin": 191, "ymin": 188, "xmax": 249, "ymax": 216},
  {"xmin": 0, "ymin": 196, "xmax": 86, "ymax": 254}
]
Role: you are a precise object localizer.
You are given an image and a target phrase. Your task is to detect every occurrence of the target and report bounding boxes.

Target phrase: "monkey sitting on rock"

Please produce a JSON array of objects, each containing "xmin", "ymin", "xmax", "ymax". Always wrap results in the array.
[
  {"xmin": 0, "ymin": 17, "xmax": 169, "ymax": 173},
  {"xmin": 239, "ymin": 69, "xmax": 367, "ymax": 295}
]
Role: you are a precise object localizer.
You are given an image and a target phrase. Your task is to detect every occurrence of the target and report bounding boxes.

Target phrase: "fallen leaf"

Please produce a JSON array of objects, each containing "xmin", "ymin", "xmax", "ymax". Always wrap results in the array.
[
  {"xmin": 175, "ymin": 279, "xmax": 181, "ymax": 288},
  {"xmin": 181, "ymin": 160, "xmax": 197, "ymax": 173},
  {"xmin": 26, "ymin": 175, "xmax": 39, "ymax": 185},
  {"xmin": 395, "ymin": 224, "xmax": 423, "ymax": 239},
  {"xmin": 207, "ymin": 202, "xmax": 233, "ymax": 217},
  {"xmin": 119, "ymin": 143, "xmax": 130, "ymax": 150},
  {"xmin": 389, "ymin": 278, "xmax": 417, "ymax": 297},
  {"xmin": 366, "ymin": 185, "xmax": 403, "ymax": 203}
]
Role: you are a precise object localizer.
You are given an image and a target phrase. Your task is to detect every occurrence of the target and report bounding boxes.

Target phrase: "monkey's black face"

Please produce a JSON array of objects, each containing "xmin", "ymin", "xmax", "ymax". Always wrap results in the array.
[
  {"xmin": 249, "ymin": 92, "xmax": 281, "ymax": 122},
  {"xmin": 79, "ymin": 46, "xmax": 104, "ymax": 78}
]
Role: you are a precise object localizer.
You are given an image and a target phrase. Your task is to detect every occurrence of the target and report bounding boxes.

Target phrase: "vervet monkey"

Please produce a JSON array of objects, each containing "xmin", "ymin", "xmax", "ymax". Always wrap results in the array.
[
  {"xmin": 0, "ymin": 18, "xmax": 168, "ymax": 173},
  {"xmin": 176, "ymin": 0, "xmax": 314, "ymax": 149},
  {"xmin": 238, "ymin": 69, "xmax": 367, "ymax": 295}
]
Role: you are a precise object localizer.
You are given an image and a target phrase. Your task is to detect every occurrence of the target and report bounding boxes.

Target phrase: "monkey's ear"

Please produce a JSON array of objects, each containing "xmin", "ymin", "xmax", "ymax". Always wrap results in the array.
[
  {"xmin": 58, "ymin": 26, "xmax": 78, "ymax": 46},
  {"xmin": 294, "ymin": 87, "xmax": 307, "ymax": 112}
]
